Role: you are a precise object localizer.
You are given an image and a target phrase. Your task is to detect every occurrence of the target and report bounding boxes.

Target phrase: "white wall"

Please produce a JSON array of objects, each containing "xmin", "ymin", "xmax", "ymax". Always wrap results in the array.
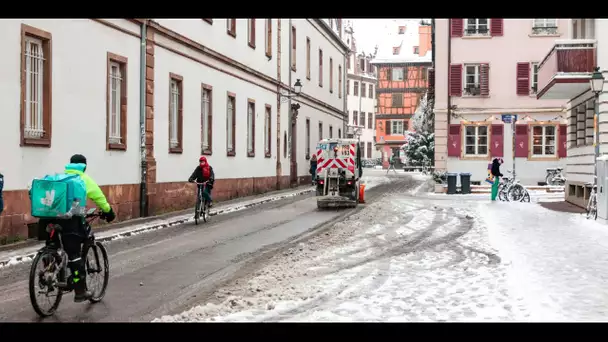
[
  {"xmin": 153, "ymin": 34, "xmax": 278, "ymax": 183},
  {"xmin": 346, "ymin": 77, "xmax": 376, "ymax": 158},
  {"xmin": 0, "ymin": 19, "xmax": 142, "ymax": 190}
]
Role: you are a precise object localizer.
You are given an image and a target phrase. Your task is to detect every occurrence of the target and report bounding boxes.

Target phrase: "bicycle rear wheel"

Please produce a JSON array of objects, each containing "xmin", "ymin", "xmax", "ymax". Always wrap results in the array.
[
  {"xmin": 84, "ymin": 241, "xmax": 110, "ymax": 303},
  {"xmin": 29, "ymin": 250, "xmax": 63, "ymax": 317},
  {"xmin": 507, "ymin": 184, "xmax": 526, "ymax": 202}
]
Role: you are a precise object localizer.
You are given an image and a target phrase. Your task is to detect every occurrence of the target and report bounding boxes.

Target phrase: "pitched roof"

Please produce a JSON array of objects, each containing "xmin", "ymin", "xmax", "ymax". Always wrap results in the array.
[{"xmin": 371, "ymin": 19, "xmax": 432, "ymax": 65}]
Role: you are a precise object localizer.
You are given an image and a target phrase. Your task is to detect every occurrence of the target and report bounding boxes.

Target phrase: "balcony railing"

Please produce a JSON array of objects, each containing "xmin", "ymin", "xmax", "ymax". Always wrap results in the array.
[{"xmin": 536, "ymin": 39, "xmax": 597, "ymax": 99}]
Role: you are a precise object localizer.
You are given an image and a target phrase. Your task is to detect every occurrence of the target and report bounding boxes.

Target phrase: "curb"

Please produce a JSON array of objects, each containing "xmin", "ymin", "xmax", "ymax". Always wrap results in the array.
[{"xmin": 0, "ymin": 188, "xmax": 314, "ymax": 269}]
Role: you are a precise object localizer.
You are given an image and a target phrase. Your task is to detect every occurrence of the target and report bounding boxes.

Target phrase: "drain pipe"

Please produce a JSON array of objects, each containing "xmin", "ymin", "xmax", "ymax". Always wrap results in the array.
[
  {"xmin": 139, "ymin": 21, "xmax": 148, "ymax": 217},
  {"xmin": 343, "ymin": 51, "xmax": 347, "ymax": 137},
  {"xmin": 447, "ymin": 20, "xmax": 452, "ymax": 126},
  {"xmin": 287, "ymin": 19, "xmax": 293, "ymax": 180}
]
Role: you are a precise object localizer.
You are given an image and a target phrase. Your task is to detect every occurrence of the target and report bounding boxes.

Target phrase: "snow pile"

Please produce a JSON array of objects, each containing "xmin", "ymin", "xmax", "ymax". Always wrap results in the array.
[{"xmin": 155, "ymin": 193, "xmax": 528, "ymax": 322}]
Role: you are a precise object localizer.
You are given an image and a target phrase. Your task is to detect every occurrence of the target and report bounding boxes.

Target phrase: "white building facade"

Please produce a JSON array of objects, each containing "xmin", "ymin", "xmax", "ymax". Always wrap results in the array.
[
  {"xmin": 343, "ymin": 22, "xmax": 379, "ymax": 160},
  {"xmin": 535, "ymin": 19, "xmax": 608, "ymax": 208},
  {"xmin": 0, "ymin": 18, "xmax": 347, "ymax": 239}
]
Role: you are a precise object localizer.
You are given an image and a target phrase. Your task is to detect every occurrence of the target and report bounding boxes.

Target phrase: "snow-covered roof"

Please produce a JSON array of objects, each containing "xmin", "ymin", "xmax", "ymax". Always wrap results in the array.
[{"xmin": 371, "ymin": 19, "xmax": 432, "ymax": 65}]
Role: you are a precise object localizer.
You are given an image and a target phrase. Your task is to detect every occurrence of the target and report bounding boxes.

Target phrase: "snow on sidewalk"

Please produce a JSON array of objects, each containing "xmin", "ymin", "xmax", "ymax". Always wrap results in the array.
[
  {"xmin": 155, "ymin": 192, "xmax": 530, "ymax": 322},
  {"xmin": 478, "ymin": 201, "xmax": 608, "ymax": 321}
]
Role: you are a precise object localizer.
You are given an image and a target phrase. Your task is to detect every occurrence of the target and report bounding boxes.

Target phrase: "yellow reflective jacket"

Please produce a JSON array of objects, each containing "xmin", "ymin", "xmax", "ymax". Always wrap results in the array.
[{"xmin": 64, "ymin": 163, "xmax": 111, "ymax": 213}]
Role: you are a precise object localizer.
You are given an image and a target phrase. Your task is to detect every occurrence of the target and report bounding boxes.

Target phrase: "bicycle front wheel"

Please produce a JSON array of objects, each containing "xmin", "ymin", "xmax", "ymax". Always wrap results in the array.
[
  {"xmin": 29, "ymin": 250, "xmax": 63, "ymax": 317},
  {"xmin": 84, "ymin": 241, "xmax": 110, "ymax": 303}
]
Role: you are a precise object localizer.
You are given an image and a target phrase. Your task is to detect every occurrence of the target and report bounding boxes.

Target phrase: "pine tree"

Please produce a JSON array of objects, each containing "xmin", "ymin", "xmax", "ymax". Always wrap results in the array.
[{"xmin": 404, "ymin": 91, "xmax": 435, "ymax": 167}]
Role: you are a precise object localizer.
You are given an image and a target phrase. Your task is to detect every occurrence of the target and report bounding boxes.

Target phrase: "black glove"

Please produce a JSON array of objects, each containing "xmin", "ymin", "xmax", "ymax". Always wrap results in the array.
[{"xmin": 104, "ymin": 208, "xmax": 116, "ymax": 223}]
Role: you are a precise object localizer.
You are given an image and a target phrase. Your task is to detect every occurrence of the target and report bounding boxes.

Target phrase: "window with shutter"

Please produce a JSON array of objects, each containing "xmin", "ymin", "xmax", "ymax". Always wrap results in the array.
[
  {"xmin": 464, "ymin": 19, "xmax": 490, "ymax": 36},
  {"xmin": 531, "ymin": 125, "xmax": 557, "ymax": 157},
  {"xmin": 516, "ymin": 62, "xmax": 530, "ymax": 96},
  {"xmin": 463, "ymin": 64, "xmax": 481, "ymax": 96},
  {"xmin": 530, "ymin": 62, "xmax": 539, "ymax": 94},
  {"xmin": 392, "ymin": 93, "xmax": 404, "ymax": 107},
  {"xmin": 464, "ymin": 125, "xmax": 489, "ymax": 156},
  {"xmin": 532, "ymin": 19, "xmax": 558, "ymax": 35},
  {"xmin": 385, "ymin": 120, "xmax": 391, "ymax": 135}
]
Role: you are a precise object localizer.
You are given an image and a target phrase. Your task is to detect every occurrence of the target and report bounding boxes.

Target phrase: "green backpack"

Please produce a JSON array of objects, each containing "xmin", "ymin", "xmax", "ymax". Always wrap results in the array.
[{"xmin": 29, "ymin": 173, "xmax": 87, "ymax": 219}]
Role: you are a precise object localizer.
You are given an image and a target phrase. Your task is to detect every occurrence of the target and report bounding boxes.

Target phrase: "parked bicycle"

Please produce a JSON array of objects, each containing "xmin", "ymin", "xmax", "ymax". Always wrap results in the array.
[
  {"xmin": 498, "ymin": 170, "xmax": 530, "ymax": 202},
  {"xmin": 545, "ymin": 167, "xmax": 566, "ymax": 186},
  {"xmin": 586, "ymin": 177, "xmax": 598, "ymax": 220},
  {"xmin": 29, "ymin": 208, "xmax": 109, "ymax": 317},
  {"xmin": 194, "ymin": 181, "xmax": 211, "ymax": 225}
]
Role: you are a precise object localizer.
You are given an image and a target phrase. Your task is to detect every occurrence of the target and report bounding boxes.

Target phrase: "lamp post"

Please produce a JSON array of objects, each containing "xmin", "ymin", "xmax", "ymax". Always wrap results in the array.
[
  {"xmin": 590, "ymin": 67, "xmax": 605, "ymax": 186},
  {"xmin": 280, "ymin": 79, "xmax": 303, "ymax": 103}
]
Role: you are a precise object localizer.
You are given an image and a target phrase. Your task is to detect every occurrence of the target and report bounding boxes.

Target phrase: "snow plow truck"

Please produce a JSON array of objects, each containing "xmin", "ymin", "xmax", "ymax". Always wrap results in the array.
[{"xmin": 314, "ymin": 138, "xmax": 363, "ymax": 209}]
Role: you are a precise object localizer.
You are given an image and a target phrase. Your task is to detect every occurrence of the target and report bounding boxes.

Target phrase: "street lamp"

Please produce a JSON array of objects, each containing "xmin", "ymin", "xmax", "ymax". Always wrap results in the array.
[
  {"xmin": 591, "ymin": 67, "xmax": 605, "ymax": 186},
  {"xmin": 280, "ymin": 79, "xmax": 303, "ymax": 103}
]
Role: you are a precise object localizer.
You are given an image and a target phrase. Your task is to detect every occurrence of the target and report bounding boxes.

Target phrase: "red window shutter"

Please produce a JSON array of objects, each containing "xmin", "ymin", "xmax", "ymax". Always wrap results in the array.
[
  {"xmin": 450, "ymin": 19, "xmax": 463, "ymax": 38},
  {"xmin": 558, "ymin": 124, "xmax": 568, "ymax": 158},
  {"xmin": 449, "ymin": 64, "xmax": 462, "ymax": 97},
  {"xmin": 516, "ymin": 62, "xmax": 530, "ymax": 96},
  {"xmin": 490, "ymin": 19, "xmax": 503, "ymax": 37},
  {"xmin": 448, "ymin": 124, "xmax": 461, "ymax": 157},
  {"xmin": 490, "ymin": 124, "xmax": 504, "ymax": 157},
  {"xmin": 514, "ymin": 124, "xmax": 529, "ymax": 158},
  {"xmin": 480, "ymin": 63, "xmax": 490, "ymax": 96},
  {"xmin": 385, "ymin": 120, "xmax": 391, "ymax": 135}
]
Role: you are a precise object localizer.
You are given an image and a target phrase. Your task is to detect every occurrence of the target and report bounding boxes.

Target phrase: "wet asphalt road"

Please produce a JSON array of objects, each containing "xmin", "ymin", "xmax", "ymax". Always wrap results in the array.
[{"xmin": 0, "ymin": 174, "xmax": 422, "ymax": 322}]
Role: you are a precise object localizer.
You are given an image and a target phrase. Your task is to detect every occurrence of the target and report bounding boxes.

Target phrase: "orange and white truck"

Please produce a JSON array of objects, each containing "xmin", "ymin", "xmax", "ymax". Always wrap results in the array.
[{"xmin": 314, "ymin": 138, "xmax": 363, "ymax": 209}]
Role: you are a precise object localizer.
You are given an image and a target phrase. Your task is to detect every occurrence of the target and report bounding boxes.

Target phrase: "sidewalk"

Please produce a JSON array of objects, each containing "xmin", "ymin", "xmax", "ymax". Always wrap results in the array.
[
  {"xmin": 477, "ymin": 200, "xmax": 608, "ymax": 321},
  {"xmin": 0, "ymin": 185, "xmax": 314, "ymax": 268}
]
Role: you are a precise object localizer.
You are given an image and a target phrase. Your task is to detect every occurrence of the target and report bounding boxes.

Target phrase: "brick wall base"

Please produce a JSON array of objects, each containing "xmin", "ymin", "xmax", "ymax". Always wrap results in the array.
[{"xmin": 0, "ymin": 175, "xmax": 311, "ymax": 239}]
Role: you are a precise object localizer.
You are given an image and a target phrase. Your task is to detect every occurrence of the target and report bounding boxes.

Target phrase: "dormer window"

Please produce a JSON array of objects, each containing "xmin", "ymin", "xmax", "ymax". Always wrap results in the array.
[
  {"xmin": 413, "ymin": 46, "xmax": 419, "ymax": 54},
  {"xmin": 398, "ymin": 26, "xmax": 405, "ymax": 34}
]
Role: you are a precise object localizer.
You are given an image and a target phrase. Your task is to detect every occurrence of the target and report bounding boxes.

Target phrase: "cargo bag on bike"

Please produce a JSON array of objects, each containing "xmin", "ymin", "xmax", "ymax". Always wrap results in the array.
[{"xmin": 29, "ymin": 174, "xmax": 87, "ymax": 219}]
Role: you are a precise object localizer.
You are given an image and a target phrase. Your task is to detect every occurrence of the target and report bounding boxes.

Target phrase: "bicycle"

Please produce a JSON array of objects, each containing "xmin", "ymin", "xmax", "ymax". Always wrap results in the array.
[
  {"xmin": 586, "ymin": 179, "xmax": 598, "ymax": 220},
  {"xmin": 194, "ymin": 181, "xmax": 211, "ymax": 225},
  {"xmin": 29, "ymin": 208, "xmax": 110, "ymax": 317},
  {"xmin": 545, "ymin": 167, "xmax": 566, "ymax": 186}
]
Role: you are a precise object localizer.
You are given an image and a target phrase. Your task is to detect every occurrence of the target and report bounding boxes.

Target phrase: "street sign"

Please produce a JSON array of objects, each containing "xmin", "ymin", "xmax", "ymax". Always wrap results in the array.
[{"xmin": 501, "ymin": 114, "xmax": 518, "ymax": 123}]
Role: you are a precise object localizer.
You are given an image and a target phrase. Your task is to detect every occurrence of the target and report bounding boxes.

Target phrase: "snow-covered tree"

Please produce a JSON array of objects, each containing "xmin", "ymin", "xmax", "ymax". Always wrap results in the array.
[
  {"xmin": 412, "ymin": 92, "xmax": 435, "ymax": 134},
  {"xmin": 405, "ymin": 91, "xmax": 435, "ymax": 166},
  {"xmin": 404, "ymin": 132, "xmax": 434, "ymax": 167}
]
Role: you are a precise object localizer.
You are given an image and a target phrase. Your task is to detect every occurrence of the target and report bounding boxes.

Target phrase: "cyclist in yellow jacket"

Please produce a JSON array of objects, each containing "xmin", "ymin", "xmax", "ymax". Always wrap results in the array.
[{"xmin": 60, "ymin": 154, "xmax": 115, "ymax": 302}]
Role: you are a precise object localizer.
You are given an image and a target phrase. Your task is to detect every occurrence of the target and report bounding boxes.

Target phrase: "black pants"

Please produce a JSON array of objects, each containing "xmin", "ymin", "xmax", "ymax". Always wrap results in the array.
[
  {"xmin": 197, "ymin": 185, "xmax": 213, "ymax": 203},
  {"xmin": 41, "ymin": 217, "xmax": 87, "ymax": 289}
]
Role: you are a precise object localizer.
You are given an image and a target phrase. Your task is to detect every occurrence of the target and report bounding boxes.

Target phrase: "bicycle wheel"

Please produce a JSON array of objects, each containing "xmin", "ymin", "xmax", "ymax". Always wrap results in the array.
[
  {"xmin": 507, "ymin": 184, "xmax": 526, "ymax": 202},
  {"xmin": 202, "ymin": 200, "xmax": 208, "ymax": 223},
  {"xmin": 194, "ymin": 197, "xmax": 201, "ymax": 225},
  {"xmin": 84, "ymin": 241, "xmax": 110, "ymax": 303},
  {"xmin": 29, "ymin": 250, "xmax": 63, "ymax": 317},
  {"xmin": 520, "ymin": 189, "xmax": 531, "ymax": 203}
]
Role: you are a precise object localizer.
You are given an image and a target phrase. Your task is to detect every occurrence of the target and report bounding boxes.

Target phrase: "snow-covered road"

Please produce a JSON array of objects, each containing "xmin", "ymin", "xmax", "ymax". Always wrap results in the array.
[{"xmin": 155, "ymin": 176, "xmax": 533, "ymax": 322}]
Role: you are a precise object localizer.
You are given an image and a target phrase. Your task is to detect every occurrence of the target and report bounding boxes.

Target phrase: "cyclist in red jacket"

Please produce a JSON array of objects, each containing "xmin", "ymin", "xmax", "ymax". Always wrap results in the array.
[{"xmin": 188, "ymin": 156, "xmax": 215, "ymax": 207}]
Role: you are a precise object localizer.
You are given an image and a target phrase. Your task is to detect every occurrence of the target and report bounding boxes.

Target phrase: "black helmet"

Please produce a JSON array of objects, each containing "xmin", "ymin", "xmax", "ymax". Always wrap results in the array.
[{"xmin": 70, "ymin": 154, "xmax": 87, "ymax": 165}]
